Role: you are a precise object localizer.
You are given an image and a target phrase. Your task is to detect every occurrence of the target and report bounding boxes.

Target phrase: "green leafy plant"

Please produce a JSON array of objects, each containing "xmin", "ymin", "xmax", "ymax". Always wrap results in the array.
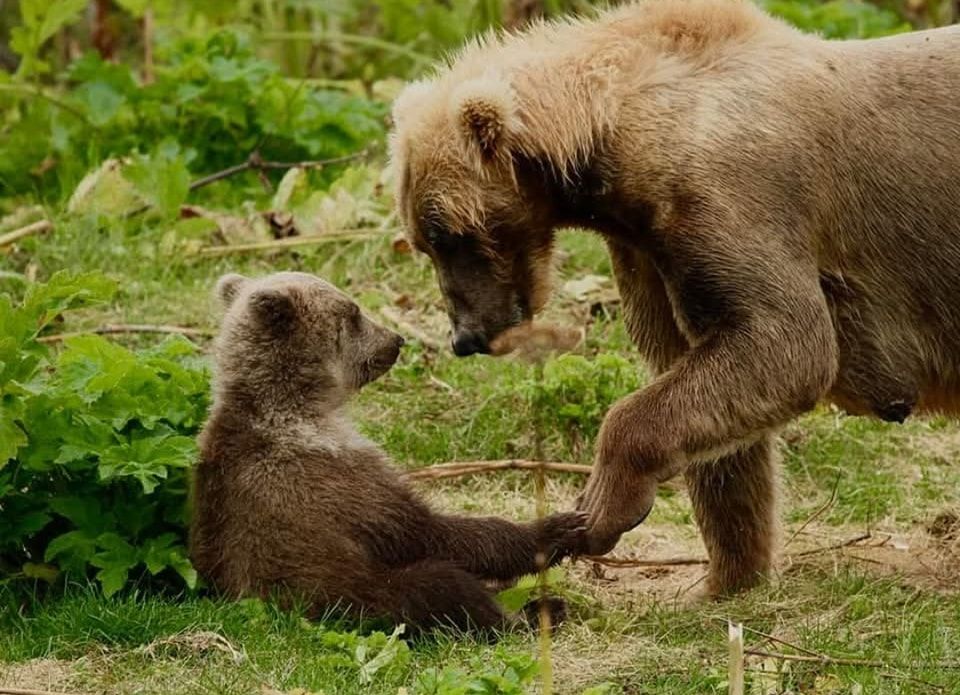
[
  {"xmin": 1, "ymin": 28, "xmax": 385, "ymax": 200},
  {"xmin": 761, "ymin": 0, "xmax": 912, "ymax": 37},
  {"xmin": 0, "ymin": 271, "xmax": 209, "ymax": 595},
  {"xmin": 522, "ymin": 353, "xmax": 642, "ymax": 457},
  {"xmin": 9, "ymin": 0, "xmax": 87, "ymax": 79},
  {"xmin": 413, "ymin": 648, "xmax": 540, "ymax": 695}
]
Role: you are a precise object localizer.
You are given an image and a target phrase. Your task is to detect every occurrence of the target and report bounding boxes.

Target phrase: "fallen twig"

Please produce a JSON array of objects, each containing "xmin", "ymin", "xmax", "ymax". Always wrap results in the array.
[
  {"xmin": 745, "ymin": 648, "xmax": 891, "ymax": 669},
  {"xmin": 188, "ymin": 149, "xmax": 369, "ymax": 191},
  {"xmin": 582, "ymin": 555, "xmax": 708, "ymax": 568},
  {"xmin": 789, "ymin": 532, "xmax": 872, "ymax": 558},
  {"xmin": 38, "ymin": 324, "xmax": 214, "ymax": 344},
  {"xmin": 194, "ymin": 231, "xmax": 385, "ymax": 257},
  {"xmin": 581, "ymin": 532, "xmax": 873, "ymax": 569},
  {"xmin": 0, "ymin": 220, "xmax": 53, "ymax": 248},
  {"xmin": 737, "ymin": 624, "xmax": 823, "ymax": 658},
  {"xmin": 379, "ymin": 306, "xmax": 444, "ymax": 351},
  {"xmin": 785, "ymin": 473, "xmax": 841, "ymax": 547},
  {"xmin": 128, "ymin": 149, "xmax": 371, "ymax": 218},
  {"xmin": 0, "ymin": 688, "xmax": 85, "ymax": 695},
  {"xmin": 403, "ymin": 460, "xmax": 593, "ymax": 481}
]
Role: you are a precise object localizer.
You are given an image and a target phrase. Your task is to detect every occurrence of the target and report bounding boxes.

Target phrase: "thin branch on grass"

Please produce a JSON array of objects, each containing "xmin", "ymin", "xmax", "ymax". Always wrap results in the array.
[
  {"xmin": 0, "ymin": 220, "xmax": 53, "ymax": 248},
  {"xmin": 128, "ymin": 149, "xmax": 371, "ymax": 219},
  {"xmin": 38, "ymin": 324, "xmax": 214, "ymax": 344},
  {"xmin": 784, "ymin": 473, "xmax": 842, "ymax": 547},
  {"xmin": 194, "ymin": 231, "xmax": 385, "ymax": 257},
  {"xmin": 789, "ymin": 532, "xmax": 872, "ymax": 558},
  {"xmin": 582, "ymin": 555, "xmax": 708, "ymax": 568},
  {"xmin": 187, "ymin": 149, "xmax": 369, "ymax": 191},
  {"xmin": 736, "ymin": 623, "xmax": 823, "ymax": 659},
  {"xmin": 379, "ymin": 306, "xmax": 444, "ymax": 351},
  {"xmin": 0, "ymin": 688, "xmax": 85, "ymax": 695},
  {"xmin": 402, "ymin": 460, "xmax": 593, "ymax": 481}
]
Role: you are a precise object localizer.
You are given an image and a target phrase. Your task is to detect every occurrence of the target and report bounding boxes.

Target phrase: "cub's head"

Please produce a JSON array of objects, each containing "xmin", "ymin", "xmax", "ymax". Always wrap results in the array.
[
  {"xmin": 390, "ymin": 73, "xmax": 557, "ymax": 357},
  {"xmin": 213, "ymin": 272, "xmax": 404, "ymax": 405}
]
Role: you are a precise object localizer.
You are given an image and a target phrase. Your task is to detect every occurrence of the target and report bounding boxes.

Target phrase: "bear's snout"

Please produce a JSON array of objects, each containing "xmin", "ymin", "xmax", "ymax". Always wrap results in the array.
[{"xmin": 451, "ymin": 329, "xmax": 490, "ymax": 357}]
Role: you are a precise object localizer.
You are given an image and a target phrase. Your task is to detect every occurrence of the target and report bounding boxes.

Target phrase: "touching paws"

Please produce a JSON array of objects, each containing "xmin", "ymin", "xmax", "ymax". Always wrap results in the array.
[
  {"xmin": 534, "ymin": 511, "xmax": 589, "ymax": 565},
  {"xmin": 576, "ymin": 463, "xmax": 657, "ymax": 556}
]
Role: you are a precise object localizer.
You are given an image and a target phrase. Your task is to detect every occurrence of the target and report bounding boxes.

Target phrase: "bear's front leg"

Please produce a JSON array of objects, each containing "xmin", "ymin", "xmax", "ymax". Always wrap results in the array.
[{"xmin": 577, "ymin": 223, "xmax": 837, "ymax": 596}]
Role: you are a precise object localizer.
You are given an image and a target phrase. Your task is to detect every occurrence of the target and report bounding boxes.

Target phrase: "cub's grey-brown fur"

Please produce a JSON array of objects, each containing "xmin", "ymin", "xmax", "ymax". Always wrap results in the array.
[{"xmin": 190, "ymin": 272, "xmax": 586, "ymax": 631}]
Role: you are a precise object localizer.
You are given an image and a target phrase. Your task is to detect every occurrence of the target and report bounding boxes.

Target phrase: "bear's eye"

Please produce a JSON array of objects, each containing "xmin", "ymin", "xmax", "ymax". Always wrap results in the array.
[{"xmin": 424, "ymin": 226, "xmax": 460, "ymax": 255}]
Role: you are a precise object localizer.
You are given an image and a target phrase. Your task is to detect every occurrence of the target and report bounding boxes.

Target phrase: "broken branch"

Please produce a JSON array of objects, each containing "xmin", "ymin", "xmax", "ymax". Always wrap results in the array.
[
  {"xmin": 38, "ymin": 324, "xmax": 214, "ymax": 344},
  {"xmin": 194, "ymin": 231, "xmax": 384, "ymax": 257},
  {"xmin": 582, "ymin": 555, "xmax": 708, "ymax": 568},
  {"xmin": 402, "ymin": 460, "xmax": 593, "ymax": 481},
  {"xmin": 0, "ymin": 219, "xmax": 53, "ymax": 248}
]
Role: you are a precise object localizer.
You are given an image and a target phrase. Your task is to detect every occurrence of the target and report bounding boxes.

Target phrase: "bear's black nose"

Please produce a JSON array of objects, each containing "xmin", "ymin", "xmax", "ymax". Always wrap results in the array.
[{"xmin": 451, "ymin": 330, "xmax": 489, "ymax": 357}]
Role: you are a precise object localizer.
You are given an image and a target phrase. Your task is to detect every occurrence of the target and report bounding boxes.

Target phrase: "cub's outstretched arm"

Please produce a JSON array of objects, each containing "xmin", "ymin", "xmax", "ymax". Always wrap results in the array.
[{"xmin": 428, "ymin": 511, "xmax": 588, "ymax": 581}]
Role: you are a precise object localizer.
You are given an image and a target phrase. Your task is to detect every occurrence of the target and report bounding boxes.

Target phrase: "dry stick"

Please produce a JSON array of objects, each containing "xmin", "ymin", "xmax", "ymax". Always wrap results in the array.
[
  {"xmin": 737, "ymin": 623, "xmax": 823, "ymax": 659},
  {"xmin": 583, "ymin": 555, "xmax": 708, "ymax": 568},
  {"xmin": 378, "ymin": 306, "xmax": 444, "ymax": 352},
  {"xmin": 38, "ymin": 324, "xmax": 214, "ymax": 344},
  {"xmin": 748, "ymin": 648, "xmax": 960, "ymax": 671},
  {"xmin": 0, "ymin": 688, "xmax": 85, "ymax": 695},
  {"xmin": 128, "ymin": 149, "xmax": 371, "ymax": 219},
  {"xmin": 0, "ymin": 220, "xmax": 53, "ymax": 248},
  {"xmin": 194, "ymin": 231, "xmax": 383, "ymax": 257},
  {"xmin": 784, "ymin": 473, "xmax": 842, "ymax": 547},
  {"xmin": 188, "ymin": 149, "xmax": 369, "ymax": 191},
  {"xmin": 789, "ymin": 532, "xmax": 872, "ymax": 558},
  {"xmin": 402, "ymin": 460, "xmax": 592, "ymax": 481}
]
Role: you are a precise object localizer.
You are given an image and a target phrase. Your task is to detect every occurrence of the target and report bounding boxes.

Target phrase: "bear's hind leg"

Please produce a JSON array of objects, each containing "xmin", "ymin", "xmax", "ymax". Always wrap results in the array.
[
  {"xmin": 684, "ymin": 436, "xmax": 779, "ymax": 596},
  {"xmin": 374, "ymin": 559, "xmax": 508, "ymax": 632}
]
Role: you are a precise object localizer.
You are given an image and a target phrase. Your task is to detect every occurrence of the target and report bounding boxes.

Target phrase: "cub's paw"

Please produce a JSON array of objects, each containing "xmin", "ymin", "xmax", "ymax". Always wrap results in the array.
[
  {"xmin": 520, "ymin": 596, "xmax": 568, "ymax": 631},
  {"xmin": 534, "ymin": 511, "xmax": 589, "ymax": 565}
]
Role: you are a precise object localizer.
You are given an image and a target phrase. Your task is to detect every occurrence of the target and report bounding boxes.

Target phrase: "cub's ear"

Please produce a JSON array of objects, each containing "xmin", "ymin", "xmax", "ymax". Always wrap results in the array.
[
  {"xmin": 249, "ymin": 287, "xmax": 297, "ymax": 331},
  {"xmin": 216, "ymin": 273, "xmax": 248, "ymax": 307},
  {"xmin": 452, "ymin": 75, "xmax": 518, "ymax": 161}
]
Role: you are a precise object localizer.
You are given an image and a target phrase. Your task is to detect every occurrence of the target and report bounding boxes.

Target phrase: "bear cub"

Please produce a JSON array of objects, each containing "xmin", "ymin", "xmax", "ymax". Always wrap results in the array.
[{"xmin": 190, "ymin": 271, "xmax": 587, "ymax": 631}]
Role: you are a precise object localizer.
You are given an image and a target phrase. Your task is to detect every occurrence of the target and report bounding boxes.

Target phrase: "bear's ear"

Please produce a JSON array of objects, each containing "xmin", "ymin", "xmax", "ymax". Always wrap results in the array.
[
  {"xmin": 249, "ymin": 287, "xmax": 297, "ymax": 332},
  {"xmin": 216, "ymin": 273, "xmax": 248, "ymax": 307},
  {"xmin": 452, "ymin": 75, "xmax": 518, "ymax": 161}
]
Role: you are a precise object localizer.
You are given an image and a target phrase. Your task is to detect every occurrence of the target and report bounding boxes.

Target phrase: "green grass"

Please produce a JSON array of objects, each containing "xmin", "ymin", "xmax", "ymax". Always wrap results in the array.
[{"xmin": 3, "ymin": 206, "xmax": 960, "ymax": 694}]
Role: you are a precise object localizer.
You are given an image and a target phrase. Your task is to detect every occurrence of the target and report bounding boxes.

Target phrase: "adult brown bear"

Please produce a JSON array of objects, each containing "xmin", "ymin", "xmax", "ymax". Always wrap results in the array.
[{"xmin": 389, "ymin": 0, "xmax": 960, "ymax": 596}]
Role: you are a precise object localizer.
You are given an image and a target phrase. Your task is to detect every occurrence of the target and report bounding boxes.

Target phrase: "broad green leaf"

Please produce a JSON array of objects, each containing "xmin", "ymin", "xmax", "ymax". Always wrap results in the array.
[
  {"xmin": 24, "ymin": 270, "xmax": 117, "ymax": 332},
  {"xmin": 123, "ymin": 145, "xmax": 191, "ymax": 219},
  {"xmin": 11, "ymin": 0, "xmax": 87, "ymax": 78},
  {"xmin": 45, "ymin": 529, "xmax": 97, "ymax": 565},
  {"xmin": 96, "ymin": 564, "xmax": 130, "ymax": 597},
  {"xmin": 0, "ymin": 397, "xmax": 27, "ymax": 466},
  {"xmin": 50, "ymin": 496, "xmax": 107, "ymax": 532}
]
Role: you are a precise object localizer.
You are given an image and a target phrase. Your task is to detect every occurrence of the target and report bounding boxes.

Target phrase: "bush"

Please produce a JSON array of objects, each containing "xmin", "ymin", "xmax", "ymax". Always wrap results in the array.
[
  {"xmin": 1, "ymin": 27, "xmax": 385, "ymax": 199},
  {"xmin": 0, "ymin": 271, "xmax": 209, "ymax": 595}
]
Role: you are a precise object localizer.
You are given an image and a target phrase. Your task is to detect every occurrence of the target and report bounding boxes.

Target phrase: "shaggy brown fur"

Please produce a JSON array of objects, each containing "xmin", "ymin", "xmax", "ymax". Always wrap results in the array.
[
  {"xmin": 389, "ymin": 0, "xmax": 960, "ymax": 595},
  {"xmin": 189, "ymin": 272, "xmax": 587, "ymax": 630}
]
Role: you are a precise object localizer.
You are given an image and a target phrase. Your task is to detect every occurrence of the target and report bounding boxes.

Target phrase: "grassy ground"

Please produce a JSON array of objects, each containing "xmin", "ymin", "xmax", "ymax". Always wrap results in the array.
[{"xmin": 2, "ymin": 208, "xmax": 960, "ymax": 694}]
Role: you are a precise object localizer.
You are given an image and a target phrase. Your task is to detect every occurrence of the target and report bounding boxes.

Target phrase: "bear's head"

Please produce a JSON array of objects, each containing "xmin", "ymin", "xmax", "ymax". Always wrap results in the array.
[
  {"xmin": 390, "ymin": 72, "xmax": 563, "ymax": 357},
  {"xmin": 212, "ymin": 272, "xmax": 404, "ymax": 409}
]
